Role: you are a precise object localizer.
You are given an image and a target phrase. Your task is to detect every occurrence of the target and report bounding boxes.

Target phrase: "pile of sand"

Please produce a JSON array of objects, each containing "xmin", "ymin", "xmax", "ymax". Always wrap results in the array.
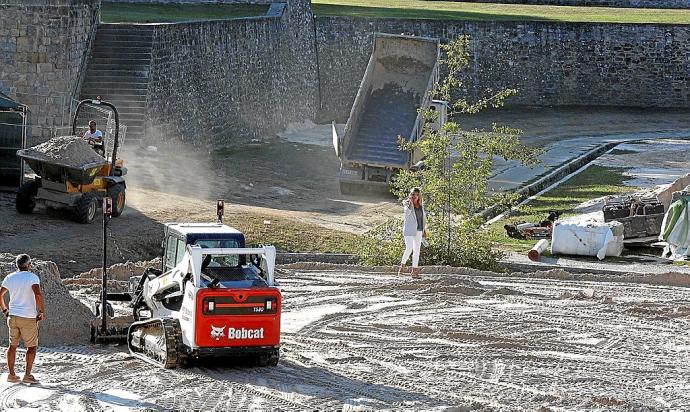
[
  {"xmin": 22, "ymin": 136, "xmax": 106, "ymax": 167},
  {"xmin": 0, "ymin": 254, "xmax": 93, "ymax": 346},
  {"xmin": 63, "ymin": 259, "xmax": 160, "ymax": 294}
]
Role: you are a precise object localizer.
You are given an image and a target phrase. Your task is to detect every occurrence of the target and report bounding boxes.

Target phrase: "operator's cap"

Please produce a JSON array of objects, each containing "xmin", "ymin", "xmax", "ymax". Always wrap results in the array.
[{"xmin": 15, "ymin": 254, "xmax": 31, "ymax": 269}]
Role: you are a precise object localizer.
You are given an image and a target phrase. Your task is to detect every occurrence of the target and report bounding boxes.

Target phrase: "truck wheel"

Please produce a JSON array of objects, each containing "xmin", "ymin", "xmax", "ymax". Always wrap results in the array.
[
  {"xmin": 107, "ymin": 184, "xmax": 126, "ymax": 217},
  {"xmin": 74, "ymin": 193, "xmax": 98, "ymax": 224},
  {"xmin": 16, "ymin": 180, "xmax": 40, "ymax": 214}
]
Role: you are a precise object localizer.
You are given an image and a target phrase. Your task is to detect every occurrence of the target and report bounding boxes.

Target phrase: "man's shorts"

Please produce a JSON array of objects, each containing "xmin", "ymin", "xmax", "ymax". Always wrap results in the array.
[{"xmin": 7, "ymin": 315, "xmax": 38, "ymax": 347}]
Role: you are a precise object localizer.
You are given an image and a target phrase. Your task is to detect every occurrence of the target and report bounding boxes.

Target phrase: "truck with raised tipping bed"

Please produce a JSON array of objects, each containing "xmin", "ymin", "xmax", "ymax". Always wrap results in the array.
[{"xmin": 332, "ymin": 33, "xmax": 447, "ymax": 195}]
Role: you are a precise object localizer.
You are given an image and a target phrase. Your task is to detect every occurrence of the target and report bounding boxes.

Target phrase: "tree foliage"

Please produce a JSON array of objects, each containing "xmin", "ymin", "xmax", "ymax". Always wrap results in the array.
[{"xmin": 359, "ymin": 36, "xmax": 540, "ymax": 270}]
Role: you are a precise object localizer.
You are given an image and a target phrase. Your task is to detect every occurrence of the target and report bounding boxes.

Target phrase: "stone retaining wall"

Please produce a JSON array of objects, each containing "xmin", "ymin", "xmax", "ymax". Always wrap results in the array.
[
  {"xmin": 0, "ymin": 0, "xmax": 99, "ymax": 137},
  {"xmin": 315, "ymin": 18, "xmax": 690, "ymax": 122},
  {"xmin": 145, "ymin": 0, "xmax": 318, "ymax": 146}
]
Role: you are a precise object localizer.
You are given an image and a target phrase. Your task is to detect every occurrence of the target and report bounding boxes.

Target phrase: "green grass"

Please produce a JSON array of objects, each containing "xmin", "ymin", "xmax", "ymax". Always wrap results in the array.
[
  {"xmin": 101, "ymin": 3, "xmax": 269, "ymax": 23},
  {"xmin": 487, "ymin": 165, "xmax": 637, "ymax": 253},
  {"xmin": 233, "ymin": 213, "xmax": 362, "ymax": 255},
  {"xmin": 312, "ymin": 0, "xmax": 690, "ymax": 24}
]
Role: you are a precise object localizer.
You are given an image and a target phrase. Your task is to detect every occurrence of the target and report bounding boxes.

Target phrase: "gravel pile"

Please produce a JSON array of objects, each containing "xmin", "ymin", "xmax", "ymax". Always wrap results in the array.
[
  {"xmin": 0, "ymin": 254, "xmax": 93, "ymax": 346},
  {"xmin": 22, "ymin": 135, "xmax": 106, "ymax": 167}
]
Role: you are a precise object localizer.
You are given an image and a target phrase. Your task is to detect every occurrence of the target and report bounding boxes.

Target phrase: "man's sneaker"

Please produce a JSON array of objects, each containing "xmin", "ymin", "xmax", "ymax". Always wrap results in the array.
[
  {"xmin": 7, "ymin": 374, "xmax": 19, "ymax": 383},
  {"xmin": 21, "ymin": 375, "xmax": 38, "ymax": 384}
]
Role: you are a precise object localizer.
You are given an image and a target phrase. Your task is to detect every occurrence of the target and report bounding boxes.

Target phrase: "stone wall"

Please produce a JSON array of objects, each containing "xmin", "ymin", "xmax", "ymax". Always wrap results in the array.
[
  {"xmin": 315, "ymin": 18, "xmax": 690, "ymax": 122},
  {"xmin": 103, "ymin": 0, "xmax": 277, "ymax": 3},
  {"xmin": 433, "ymin": 0, "xmax": 690, "ymax": 8},
  {"xmin": 145, "ymin": 0, "xmax": 318, "ymax": 146},
  {"xmin": 0, "ymin": 0, "xmax": 100, "ymax": 138}
]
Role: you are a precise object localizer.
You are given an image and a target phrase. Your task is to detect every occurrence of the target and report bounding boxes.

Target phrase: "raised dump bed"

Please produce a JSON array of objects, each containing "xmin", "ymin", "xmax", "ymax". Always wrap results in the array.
[{"xmin": 333, "ymin": 33, "xmax": 445, "ymax": 194}]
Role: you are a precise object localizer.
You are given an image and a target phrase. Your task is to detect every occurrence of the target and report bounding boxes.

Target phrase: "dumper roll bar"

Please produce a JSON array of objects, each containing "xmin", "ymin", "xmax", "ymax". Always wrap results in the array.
[{"xmin": 72, "ymin": 98, "xmax": 120, "ymax": 177}]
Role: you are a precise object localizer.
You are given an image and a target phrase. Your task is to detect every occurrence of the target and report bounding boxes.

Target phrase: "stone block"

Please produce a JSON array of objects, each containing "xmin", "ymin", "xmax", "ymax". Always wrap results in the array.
[{"xmin": 29, "ymin": 52, "xmax": 48, "ymax": 64}]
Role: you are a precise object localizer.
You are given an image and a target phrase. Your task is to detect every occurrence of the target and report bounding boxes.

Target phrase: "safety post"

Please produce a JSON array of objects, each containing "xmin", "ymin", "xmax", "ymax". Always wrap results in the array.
[{"xmin": 101, "ymin": 196, "xmax": 112, "ymax": 334}]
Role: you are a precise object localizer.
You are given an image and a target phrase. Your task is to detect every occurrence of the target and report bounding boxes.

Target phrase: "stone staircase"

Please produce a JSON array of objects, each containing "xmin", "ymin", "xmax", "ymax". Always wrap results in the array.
[{"xmin": 79, "ymin": 24, "xmax": 153, "ymax": 144}]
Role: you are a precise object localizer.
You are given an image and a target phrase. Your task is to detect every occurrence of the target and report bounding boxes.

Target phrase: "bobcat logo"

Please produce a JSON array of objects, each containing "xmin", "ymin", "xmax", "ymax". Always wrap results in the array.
[{"xmin": 210, "ymin": 325, "xmax": 226, "ymax": 340}]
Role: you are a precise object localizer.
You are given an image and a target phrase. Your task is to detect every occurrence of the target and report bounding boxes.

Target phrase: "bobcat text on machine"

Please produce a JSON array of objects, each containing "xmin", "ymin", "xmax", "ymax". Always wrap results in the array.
[{"xmin": 125, "ymin": 204, "xmax": 281, "ymax": 369}]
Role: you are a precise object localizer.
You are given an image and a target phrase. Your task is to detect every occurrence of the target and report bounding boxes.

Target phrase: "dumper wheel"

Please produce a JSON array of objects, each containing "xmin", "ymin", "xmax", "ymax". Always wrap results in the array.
[
  {"xmin": 107, "ymin": 184, "xmax": 126, "ymax": 217},
  {"xmin": 16, "ymin": 180, "xmax": 39, "ymax": 214},
  {"xmin": 74, "ymin": 192, "xmax": 98, "ymax": 224}
]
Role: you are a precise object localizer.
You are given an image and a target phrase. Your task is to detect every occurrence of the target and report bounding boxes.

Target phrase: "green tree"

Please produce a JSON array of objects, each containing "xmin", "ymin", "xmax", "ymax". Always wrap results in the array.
[{"xmin": 359, "ymin": 36, "xmax": 539, "ymax": 270}]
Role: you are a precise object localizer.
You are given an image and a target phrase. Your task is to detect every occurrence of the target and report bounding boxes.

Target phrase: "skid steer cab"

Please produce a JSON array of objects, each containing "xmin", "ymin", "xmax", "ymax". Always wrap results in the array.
[{"xmin": 127, "ymin": 223, "xmax": 282, "ymax": 369}]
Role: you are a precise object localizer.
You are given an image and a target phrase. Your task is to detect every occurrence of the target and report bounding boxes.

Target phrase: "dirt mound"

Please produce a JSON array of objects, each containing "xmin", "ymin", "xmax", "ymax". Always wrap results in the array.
[
  {"xmin": 64, "ymin": 259, "xmax": 161, "ymax": 295},
  {"xmin": 483, "ymin": 287, "xmax": 524, "ymax": 296},
  {"xmin": 76, "ymin": 258, "xmax": 161, "ymax": 282},
  {"xmin": 0, "ymin": 254, "xmax": 93, "ymax": 346},
  {"xmin": 22, "ymin": 135, "xmax": 106, "ymax": 167}
]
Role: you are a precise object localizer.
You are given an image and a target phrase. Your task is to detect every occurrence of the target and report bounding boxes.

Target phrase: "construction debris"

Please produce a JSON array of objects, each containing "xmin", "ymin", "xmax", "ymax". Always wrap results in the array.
[
  {"xmin": 504, "ymin": 211, "xmax": 560, "ymax": 240},
  {"xmin": 528, "ymin": 239, "xmax": 549, "ymax": 261},
  {"xmin": 0, "ymin": 254, "xmax": 93, "ymax": 345},
  {"xmin": 603, "ymin": 194, "xmax": 665, "ymax": 239}
]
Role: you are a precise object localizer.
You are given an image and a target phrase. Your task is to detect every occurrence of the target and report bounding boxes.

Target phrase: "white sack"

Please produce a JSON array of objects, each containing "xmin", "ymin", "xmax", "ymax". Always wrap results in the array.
[{"xmin": 551, "ymin": 220, "xmax": 624, "ymax": 260}]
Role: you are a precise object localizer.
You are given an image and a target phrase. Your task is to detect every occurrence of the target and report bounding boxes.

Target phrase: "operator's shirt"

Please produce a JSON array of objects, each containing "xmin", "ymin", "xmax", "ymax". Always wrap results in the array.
[
  {"xmin": 83, "ymin": 130, "xmax": 103, "ymax": 145},
  {"xmin": 1, "ymin": 271, "xmax": 40, "ymax": 318}
]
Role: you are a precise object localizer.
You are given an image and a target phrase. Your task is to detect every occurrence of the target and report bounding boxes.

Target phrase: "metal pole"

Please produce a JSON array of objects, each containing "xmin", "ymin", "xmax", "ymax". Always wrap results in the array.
[
  {"xmin": 101, "ymin": 208, "xmax": 107, "ymax": 333},
  {"xmin": 446, "ymin": 148, "xmax": 451, "ymax": 263},
  {"xmin": 101, "ymin": 197, "xmax": 112, "ymax": 334}
]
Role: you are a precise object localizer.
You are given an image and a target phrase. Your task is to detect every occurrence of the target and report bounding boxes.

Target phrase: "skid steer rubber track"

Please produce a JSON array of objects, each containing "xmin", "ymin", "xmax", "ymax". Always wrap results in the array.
[{"xmin": 127, "ymin": 318, "xmax": 186, "ymax": 369}]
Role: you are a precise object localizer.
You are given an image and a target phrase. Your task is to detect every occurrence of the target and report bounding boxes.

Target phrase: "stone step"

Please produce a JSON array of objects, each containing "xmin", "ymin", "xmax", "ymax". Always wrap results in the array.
[
  {"xmin": 82, "ymin": 81, "xmax": 149, "ymax": 89},
  {"xmin": 85, "ymin": 67, "xmax": 150, "ymax": 77},
  {"xmin": 99, "ymin": 103, "xmax": 147, "ymax": 112},
  {"xmin": 120, "ymin": 119, "xmax": 146, "ymax": 128},
  {"xmin": 87, "ymin": 62, "xmax": 151, "ymax": 71},
  {"xmin": 88, "ymin": 56, "xmax": 151, "ymax": 64},
  {"xmin": 95, "ymin": 33, "xmax": 154, "ymax": 43},
  {"xmin": 81, "ymin": 74, "xmax": 149, "ymax": 83},
  {"xmin": 91, "ymin": 51, "xmax": 152, "ymax": 60},
  {"xmin": 96, "ymin": 27, "xmax": 154, "ymax": 35},
  {"xmin": 117, "ymin": 113, "xmax": 146, "ymax": 121},
  {"xmin": 81, "ymin": 88, "xmax": 147, "ymax": 97},
  {"xmin": 92, "ymin": 39, "xmax": 153, "ymax": 48},
  {"xmin": 83, "ymin": 95, "xmax": 147, "ymax": 104}
]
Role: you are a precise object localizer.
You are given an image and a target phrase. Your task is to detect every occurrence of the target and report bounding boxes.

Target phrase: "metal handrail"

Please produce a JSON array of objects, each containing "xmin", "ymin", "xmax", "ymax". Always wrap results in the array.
[{"xmin": 70, "ymin": 3, "xmax": 101, "ymax": 113}]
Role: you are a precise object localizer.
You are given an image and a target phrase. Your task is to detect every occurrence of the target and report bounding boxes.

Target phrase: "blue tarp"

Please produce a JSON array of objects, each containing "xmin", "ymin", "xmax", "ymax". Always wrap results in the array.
[{"xmin": 0, "ymin": 91, "xmax": 22, "ymax": 110}]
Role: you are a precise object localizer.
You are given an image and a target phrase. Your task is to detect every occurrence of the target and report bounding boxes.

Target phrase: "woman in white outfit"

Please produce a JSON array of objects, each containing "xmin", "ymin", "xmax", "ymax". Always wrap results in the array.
[{"xmin": 399, "ymin": 187, "xmax": 427, "ymax": 278}]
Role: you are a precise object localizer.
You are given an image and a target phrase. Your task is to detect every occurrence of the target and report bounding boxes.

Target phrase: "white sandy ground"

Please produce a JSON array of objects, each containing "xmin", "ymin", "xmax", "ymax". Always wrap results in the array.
[{"xmin": 0, "ymin": 268, "xmax": 689, "ymax": 410}]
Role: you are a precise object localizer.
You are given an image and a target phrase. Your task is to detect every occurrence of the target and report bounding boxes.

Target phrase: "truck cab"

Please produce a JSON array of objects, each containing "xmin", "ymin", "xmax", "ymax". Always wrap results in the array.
[{"xmin": 162, "ymin": 223, "xmax": 246, "ymax": 272}]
